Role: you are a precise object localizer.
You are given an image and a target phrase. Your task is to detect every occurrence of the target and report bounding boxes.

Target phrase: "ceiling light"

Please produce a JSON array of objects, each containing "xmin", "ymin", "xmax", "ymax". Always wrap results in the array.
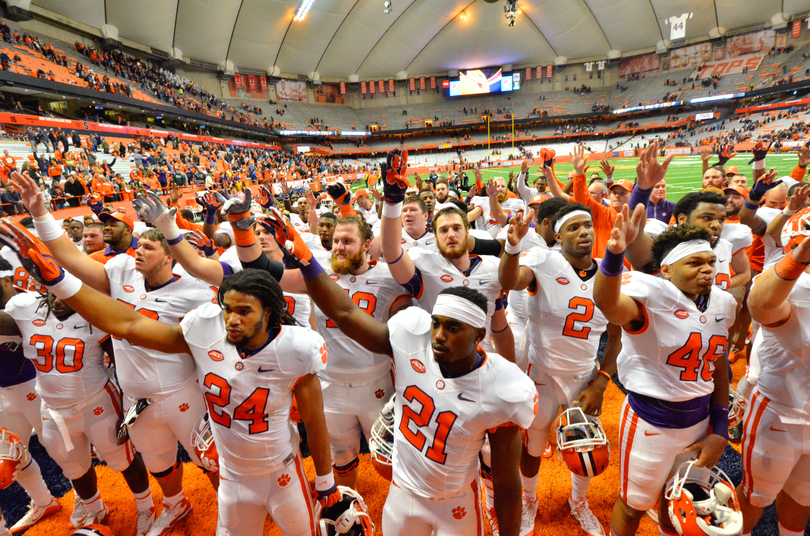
[
  {"xmin": 460, "ymin": 10, "xmax": 468, "ymax": 20},
  {"xmin": 504, "ymin": 0, "xmax": 518, "ymax": 26},
  {"xmin": 294, "ymin": 0, "xmax": 315, "ymax": 21},
  {"xmin": 383, "ymin": 1, "xmax": 391, "ymax": 14}
]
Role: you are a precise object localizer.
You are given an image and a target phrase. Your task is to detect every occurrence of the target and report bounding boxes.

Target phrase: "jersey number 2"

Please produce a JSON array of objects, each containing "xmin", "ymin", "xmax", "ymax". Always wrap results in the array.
[
  {"xmin": 399, "ymin": 385, "xmax": 458, "ymax": 464},
  {"xmin": 562, "ymin": 297, "xmax": 594, "ymax": 339}
]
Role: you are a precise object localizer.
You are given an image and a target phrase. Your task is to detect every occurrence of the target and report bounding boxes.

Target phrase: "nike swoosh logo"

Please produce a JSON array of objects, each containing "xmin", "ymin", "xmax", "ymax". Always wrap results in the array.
[
  {"xmin": 73, "ymin": 324, "xmax": 87, "ymax": 329},
  {"xmin": 718, "ymin": 259, "xmax": 727, "ymax": 264},
  {"xmin": 478, "ymin": 280, "xmax": 490, "ymax": 285},
  {"xmin": 258, "ymin": 366, "xmax": 275, "ymax": 373},
  {"xmin": 457, "ymin": 393, "xmax": 475, "ymax": 403},
  {"xmin": 715, "ymin": 317, "xmax": 724, "ymax": 323},
  {"xmin": 643, "ymin": 431, "xmax": 660, "ymax": 436},
  {"xmin": 365, "ymin": 281, "xmax": 378, "ymax": 285},
  {"xmin": 769, "ymin": 426, "xmax": 786, "ymax": 432},
  {"xmin": 154, "ymin": 298, "xmax": 168, "ymax": 303}
]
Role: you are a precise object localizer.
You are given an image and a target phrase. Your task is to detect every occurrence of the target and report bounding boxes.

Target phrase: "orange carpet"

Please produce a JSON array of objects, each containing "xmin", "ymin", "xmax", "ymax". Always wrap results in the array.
[{"xmin": 24, "ymin": 359, "xmax": 749, "ymax": 535}]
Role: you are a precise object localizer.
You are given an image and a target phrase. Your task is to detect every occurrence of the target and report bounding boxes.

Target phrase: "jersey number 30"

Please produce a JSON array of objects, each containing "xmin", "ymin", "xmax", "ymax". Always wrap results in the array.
[{"xmin": 399, "ymin": 385, "xmax": 458, "ymax": 464}]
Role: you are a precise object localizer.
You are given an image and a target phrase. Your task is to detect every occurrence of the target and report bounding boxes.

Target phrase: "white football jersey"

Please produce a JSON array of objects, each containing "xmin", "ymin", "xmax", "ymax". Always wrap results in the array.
[
  {"xmin": 759, "ymin": 207, "xmax": 784, "ymax": 270},
  {"xmin": 407, "ymin": 249, "xmax": 504, "ymax": 345},
  {"xmin": 387, "ymin": 307, "xmax": 537, "ymax": 498},
  {"xmin": 469, "ymin": 196, "xmax": 499, "ymax": 237},
  {"xmin": 617, "ymin": 272, "xmax": 736, "ymax": 402},
  {"xmin": 754, "ymin": 272, "xmax": 810, "ymax": 419},
  {"xmin": 495, "ymin": 226, "xmax": 552, "ymax": 321},
  {"xmin": 180, "ymin": 303, "xmax": 326, "ymax": 477},
  {"xmin": 357, "ymin": 206, "xmax": 379, "ymax": 227},
  {"xmin": 721, "ymin": 222, "xmax": 753, "ymax": 256},
  {"xmin": 314, "ymin": 262, "xmax": 408, "ymax": 383},
  {"xmin": 288, "ymin": 213, "xmax": 311, "ymax": 235},
  {"xmin": 713, "ymin": 238, "xmax": 734, "ymax": 291},
  {"xmin": 6, "ymin": 292, "xmax": 110, "ymax": 408},
  {"xmin": 105, "ymin": 255, "xmax": 218, "ymax": 399},
  {"xmin": 401, "ymin": 229, "xmax": 436, "ymax": 252},
  {"xmin": 519, "ymin": 248, "xmax": 608, "ymax": 377}
]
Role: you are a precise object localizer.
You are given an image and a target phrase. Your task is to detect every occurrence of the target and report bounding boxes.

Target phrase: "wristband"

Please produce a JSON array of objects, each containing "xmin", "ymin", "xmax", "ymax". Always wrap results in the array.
[
  {"xmin": 49, "ymin": 271, "xmax": 82, "ymax": 300},
  {"xmin": 315, "ymin": 471, "xmax": 335, "ymax": 491},
  {"xmin": 597, "ymin": 370, "xmax": 612, "ymax": 381},
  {"xmin": 599, "ymin": 248, "xmax": 625, "ymax": 277},
  {"xmin": 166, "ymin": 234, "xmax": 184, "ymax": 246},
  {"xmin": 743, "ymin": 199, "xmax": 760, "ymax": 210},
  {"xmin": 752, "ymin": 159, "xmax": 766, "ymax": 171},
  {"xmin": 388, "ymin": 248, "xmax": 405, "ymax": 265},
  {"xmin": 782, "ymin": 208, "xmax": 797, "ymax": 218},
  {"xmin": 300, "ymin": 257, "xmax": 324, "ymax": 281},
  {"xmin": 33, "ymin": 213, "xmax": 65, "ymax": 242},
  {"xmin": 232, "ymin": 227, "xmax": 256, "ymax": 248},
  {"xmin": 283, "ymin": 193, "xmax": 290, "ymax": 201},
  {"xmin": 774, "ymin": 252, "xmax": 810, "ymax": 281},
  {"xmin": 382, "ymin": 201, "xmax": 402, "ymax": 219},
  {"xmin": 709, "ymin": 404, "xmax": 729, "ymax": 441},
  {"xmin": 799, "ymin": 164, "xmax": 807, "ymax": 169},
  {"xmin": 628, "ymin": 185, "xmax": 653, "ymax": 210},
  {"xmin": 504, "ymin": 239, "xmax": 522, "ymax": 255}
]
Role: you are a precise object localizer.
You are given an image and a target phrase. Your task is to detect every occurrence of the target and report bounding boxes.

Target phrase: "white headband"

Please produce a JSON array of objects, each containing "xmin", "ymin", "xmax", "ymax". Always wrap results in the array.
[
  {"xmin": 432, "ymin": 294, "xmax": 487, "ymax": 329},
  {"xmin": 661, "ymin": 239, "xmax": 714, "ymax": 267},
  {"xmin": 554, "ymin": 210, "xmax": 592, "ymax": 233},
  {"xmin": 0, "ymin": 270, "xmax": 14, "ymax": 278}
]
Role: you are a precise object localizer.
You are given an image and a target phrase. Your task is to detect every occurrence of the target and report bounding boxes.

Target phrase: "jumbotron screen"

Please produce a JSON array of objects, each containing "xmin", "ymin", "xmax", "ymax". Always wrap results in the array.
[{"xmin": 445, "ymin": 68, "xmax": 520, "ymax": 97}]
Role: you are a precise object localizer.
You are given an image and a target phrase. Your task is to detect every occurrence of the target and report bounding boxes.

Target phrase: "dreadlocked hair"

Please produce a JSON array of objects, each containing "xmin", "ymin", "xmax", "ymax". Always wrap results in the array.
[
  {"xmin": 217, "ymin": 269, "xmax": 297, "ymax": 327},
  {"xmin": 35, "ymin": 290, "xmax": 53, "ymax": 320}
]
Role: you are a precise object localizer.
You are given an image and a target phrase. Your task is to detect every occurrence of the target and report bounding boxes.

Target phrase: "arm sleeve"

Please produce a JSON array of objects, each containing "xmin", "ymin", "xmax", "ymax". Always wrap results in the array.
[
  {"xmin": 470, "ymin": 237, "xmax": 503, "ymax": 257},
  {"xmin": 516, "ymin": 172, "xmax": 533, "ymax": 204},
  {"xmin": 239, "ymin": 251, "xmax": 285, "ymax": 282},
  {"xmin": 790, "ymin": 165, "xmax": 807, "ymax": 182}
]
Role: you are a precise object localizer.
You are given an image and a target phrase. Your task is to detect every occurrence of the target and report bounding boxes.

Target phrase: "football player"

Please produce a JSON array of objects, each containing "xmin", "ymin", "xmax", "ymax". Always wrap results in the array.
[
  {"xmin": 499, "ymin": 204, "xmax": 622, "ymax": 536},
  {"xmin": 736, "ymin": 210, "xmax": 810, "ymax": 536},
  {"xmin": 259, "ymin": 208, "xmax": 537, "ymax": 536},
  {"xmin": 594, "ymin": 212, "xmax": 735, "ymax": 536}
]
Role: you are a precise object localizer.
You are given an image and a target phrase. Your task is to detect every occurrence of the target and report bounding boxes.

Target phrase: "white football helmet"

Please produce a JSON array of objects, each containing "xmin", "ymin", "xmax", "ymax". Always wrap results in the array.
[
  {"xmin": 0, "ymin": 427, "xmax": 30, "ymax": 490},
  {"xmin": 315, "ymin": 486, "xmax": 374, "ymax": 536},
  {"xmin": 728, "ymin": 388, "xmax": 747, "ymax": 430},
  {"xmin": 555, "ymin": 407, "xmax": 610, "ymax": 477},
  {"xmin": 780, "ymin": 206, "xmax": 810, "ymax": 251},
  {"xmin": 368, "ymin": 395, "xmax": 395, "ymax": 481},
  {"xmin": 190, "ymin": 412, "xmax": 219, "ymax": 473},
  {"xmin": 665, "ymin": 461, "xmax": 743, "ymax": 536}
]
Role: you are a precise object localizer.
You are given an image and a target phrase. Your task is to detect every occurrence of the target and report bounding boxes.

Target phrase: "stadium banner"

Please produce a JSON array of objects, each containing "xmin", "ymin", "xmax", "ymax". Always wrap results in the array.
[
  {"xmin": 536, "ymin": 66, "xmax": 542, "ymax": 79},
  {"xmin": 228, "ymin": 76, "xmax": 264, "ymax": 98},
  {"xmin": 525, "ymin": 67, "xmax": 531, "ymax": 80},
  {"xmin": 618, "ymin": 53, "xmax": 660, "ymax": 78},
  {"xmin": 420, "ymin": 77, "xmax": 426, "ymax": 90},
  {"xmin": 727, "ymin": 29, "xmax": 787, "ymax": 57},
  {"xmin": 664, "ymin": 147, "xmax": 692, "ymax": 155},
  {"xmin": 736, "ymin": 97, "xmax": 810, "ymax": 114},
  {"xmin": 389, "ymin": 79, "xmax": 395, "ymax": 93},
  {"xmin": 259, "ymin": 76, "xmax": 267, "ymax": 91},
  {"xmin": 430, "ymin": 76, "xmax": 436, "ymax": 89},
  {"xmin": 361, "ymin": 81, "xmax": 367, "ymax": 94},
  {"xmin": 379, "ymin": 80, "xmax": 384, "ymax": 93},
  {"xmin": 670, "ymin": 42, "xmax": 712, "ymax": 69},
  {"xmin": 314, "ymin": 84, "xmax": 345, "ymax": 104},
  {"xmin": 697, "ymin": 53, "xmax": 764, "ymax": 78},
  {"xmin": 0, "ymin": 112, "xmax": 280, "ymax": 149},
  {"xmin": 546, "ymin": 65, "xmax": 552, "ymax": 78},
  {"xmin": 234, "ymin": 74, "xmax": 242, "ymax": 89},
  {"xmin": 370, "ymin": 80, "xmax": 375, "ymax": 93},
  {"xmin": 409, "ymin": 78, "xmax": 416, "ymax": 91},
  {"xmin": 248, "ymin": 75, "xmax": 256, "ymax": 90},
  {"xmin": 340, "ymin": 81, "xmax": 346, "ymax": 95},
  {"xmin": 793, "ymin": 20, "xmax": 801, "ymax": 38},
  {"xmin": 276, "ymin": 79, "xmax": 307, "ymax": 102}
]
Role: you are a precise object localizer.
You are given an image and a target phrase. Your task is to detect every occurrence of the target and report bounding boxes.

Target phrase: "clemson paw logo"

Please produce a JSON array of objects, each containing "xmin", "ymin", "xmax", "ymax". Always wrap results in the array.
[
  {"xmin": 179, "ymin": 403, "xmax": 190, "ymax": 412},
  {"xmin": 452, "ymin": 507, "xmax": 466, "ymax": 520},
  {"xmin": 26, "ymin": 392, "xmax": 37, "ymax": 401},
  {"xmin": 93, "ymin": 406, "xmax": 104, "ymax": 416},
  {"xmin": 277, "ymin": 474, "xmax": 291, "ymax": 487},
  {"xmin": 319, "ymin": 344, "xmax": 328, "ymax": 364},
  {"xmin": 375, "ymin": 389, "xmax": 385, "ymax": 399}
]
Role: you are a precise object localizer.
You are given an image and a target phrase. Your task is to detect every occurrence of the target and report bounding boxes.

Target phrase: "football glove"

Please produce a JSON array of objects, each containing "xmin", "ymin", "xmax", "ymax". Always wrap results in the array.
[
  {"xmin": 747, "ymin": 170, "xmax": 781, "ymax": 203},
  {"xmin": 748, "ymin": 140, "xmax": 773, "ymax": 165},
  {"xmin": 186, "ymin": 230, "xmax": 217, "ymax": 257},
  {"xmin": 717, "ymin": 144, "xmax": 737, "ymax": 167},
  {"xmin": 380, "ymin": 149, "xmax": 409, "ymax": 204},
  {"xmin": 86, "ymin": 193, "xmax": 104, "ymax": 215},
  {"xmin": 221, "ymin": 188, "xmax": 254, "ymax": 231},
  {"xmin": 0, "ymin": 219, "xmax": 64, "ymax": 286},
  {"xmin": 259, "ymin": 208, "xmax": 313, "ymax": 268}
]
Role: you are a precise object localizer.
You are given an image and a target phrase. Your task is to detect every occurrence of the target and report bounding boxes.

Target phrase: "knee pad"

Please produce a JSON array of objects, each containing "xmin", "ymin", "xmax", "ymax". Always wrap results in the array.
[
  {"xmin": 151, "ymin": 460, "xmax": 180, "ymax": 482},
  {"xmin": 333, "ymin": 457, "xmax": 359, "ymax": 477}
]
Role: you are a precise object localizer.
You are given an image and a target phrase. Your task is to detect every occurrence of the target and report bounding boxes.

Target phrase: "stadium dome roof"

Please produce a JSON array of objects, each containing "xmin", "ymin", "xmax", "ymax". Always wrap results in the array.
[{"xmin": 31, "ymin": 0, "xmax": 810, "ymax": 81}]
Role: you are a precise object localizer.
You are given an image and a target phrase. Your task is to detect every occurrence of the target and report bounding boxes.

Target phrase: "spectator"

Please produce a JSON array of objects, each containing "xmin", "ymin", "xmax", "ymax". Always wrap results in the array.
[
  {"xmin": 1, "ymin": 184, "xmax": 24, "ymax": 215},
  {"xmin": 64, "ymin": 172, "xmax": 85, "ymax": 207}
]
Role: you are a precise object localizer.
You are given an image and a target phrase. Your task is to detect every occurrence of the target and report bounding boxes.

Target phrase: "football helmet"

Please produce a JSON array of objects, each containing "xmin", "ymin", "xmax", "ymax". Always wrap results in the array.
[
  {"xmin": 728, "ymin": 388, "xmax": 747, "ymax": 430},
  {"xmin": 190, "ymin": 412, "xmax": 219, "ymax": 473},
  {"xmin": 315, "ymin": 486, "xmax": 374, "ymax": 536},
  {"xmin": 781, "ymin": 207, "xmax": 810, "ymax": 251},
  {"xmin": 555, "ymin": 407, "xmax": 610, "ymax": 477},
  {"xmin": 368, "ymin": 395, "xmax": 396, "ymax": 481},
  {"xmin": 665, "ymin": 461, "xmax": 743, "ymax": 536},
  {"xmin": 0, "ymin": 427, "xmax": 30, "ymax": 490},
  {"xmin": 71, "ymin": 525, "xmax": 114, "ymax": 536}
]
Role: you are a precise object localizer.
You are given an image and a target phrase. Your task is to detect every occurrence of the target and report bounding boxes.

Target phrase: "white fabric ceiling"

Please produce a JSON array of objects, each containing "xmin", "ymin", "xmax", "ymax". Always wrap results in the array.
[{"xmin": 31, "ymin": 0, "xmax": 810, "ymax": 80}]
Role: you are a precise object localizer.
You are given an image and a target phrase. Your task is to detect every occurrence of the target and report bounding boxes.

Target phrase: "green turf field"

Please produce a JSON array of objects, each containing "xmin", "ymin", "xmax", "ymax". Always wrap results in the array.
[{"xmin": 470, "ymin": 153, "xmax": 802, "ymax": 203}]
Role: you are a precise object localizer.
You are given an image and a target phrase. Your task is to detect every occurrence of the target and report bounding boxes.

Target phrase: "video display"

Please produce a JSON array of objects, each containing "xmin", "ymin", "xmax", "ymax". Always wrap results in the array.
[{"xmin": 447, "ymin": 68, "xmax": 520, "ymax": 97}]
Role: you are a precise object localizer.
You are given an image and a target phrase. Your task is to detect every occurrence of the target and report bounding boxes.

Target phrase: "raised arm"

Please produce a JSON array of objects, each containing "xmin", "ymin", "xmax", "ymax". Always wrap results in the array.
[
  {"xmin": 593, "ymin": 205, "xmax": 646, "ymax": 328},
  {"xmin": 133, "ymin": 191, "xmax": 226, "ymax": 286},
  {"xmin": 0, "ymin": 220, "xmax": 189, "ymax": 355},
  {"xmin": 516, "ymin": 160, "xmax": 534, "ymax": 204},
  {"xmin": 748, "ymin": 235, "xmax": 810, "ymax": 326},
  {"xmin": 766, "ymin": 184, "xmax": 810, "ymax": 245},
  {"xmin": 379, "ymin": 150, "xmax": 417, "ymax": 286},
  {"xmin": 739, "ymin": 171, "xmax": 782, "ymax": 235},
  {"xmin": 542, "ymin": 165, "xmax": 571, "ymax": 202},
  {"xmin": 729, "ymin": 249, "xmax": 751, "ymax": 289},
  {"xmin": 498, "ymin": 209, "xmax": 536, "ymax": 291},
  {"xmin": 8, "ymin": 171, "xmax": 109, "ymax": 294}
]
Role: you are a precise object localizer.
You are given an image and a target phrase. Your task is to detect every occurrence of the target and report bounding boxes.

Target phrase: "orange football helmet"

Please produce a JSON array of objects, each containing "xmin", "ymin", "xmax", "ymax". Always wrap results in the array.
[
  {"xmin": 665, "ymin": 461, "xmax": 743, "ymax": 536},
  {"xmin": 0, "ymin": 427, "xmax": 30, "ymax": 490},
  {"xmin": 781, "ymin": 207, "xmax": 810, "ymax": 251},
  {"xmin": 555, "ymin": 407, "xmax": 610, "ymax": 478},
  {"xmin": 190, "ymin": 413, "xmax": 219, "ymax": 473},
  {"xmin": 369, "ymin": 395, "xmax": 396, "ymax": 481},
  {"xmin": 315, "ymin": 486, "xmax": 374, "ymax": 536}
]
